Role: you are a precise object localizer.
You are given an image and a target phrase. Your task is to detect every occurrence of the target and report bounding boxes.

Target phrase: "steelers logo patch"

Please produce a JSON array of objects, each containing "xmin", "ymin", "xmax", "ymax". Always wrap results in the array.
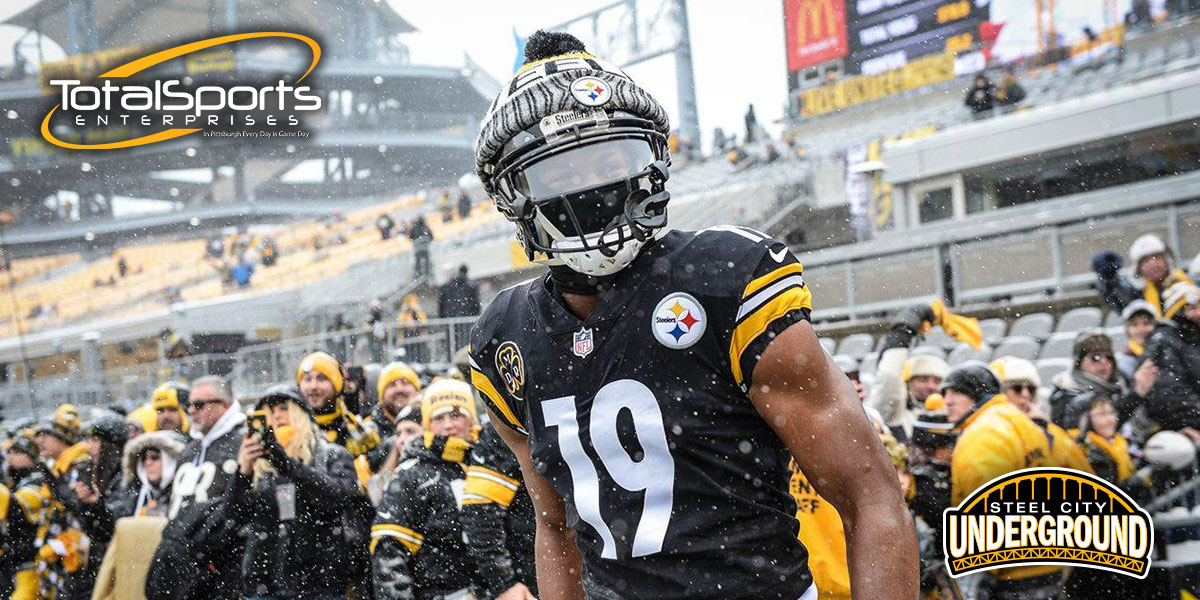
[
  {"xmin": 570, "ymin": 76, "xmax": 612, "ymax": 107},
  {"xmin": 652, "ymin": 293, "xmax": 706, "ymax": 349},
  {"xmin": 495, "ymin": 341, "xmax": 525, "ymax": 400}
]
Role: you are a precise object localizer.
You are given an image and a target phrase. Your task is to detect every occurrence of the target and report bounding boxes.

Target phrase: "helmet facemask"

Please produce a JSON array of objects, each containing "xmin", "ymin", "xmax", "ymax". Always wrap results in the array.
[{"xmin": 489, "ymin": 112, "xmax": 671, "ymax": 277}]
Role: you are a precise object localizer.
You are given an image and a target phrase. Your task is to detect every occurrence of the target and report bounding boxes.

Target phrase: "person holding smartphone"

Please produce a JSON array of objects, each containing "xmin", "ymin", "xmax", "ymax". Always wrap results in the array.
[{"xmin": 232, "ymin": 384, "xmax": 362, "ymax": 600}]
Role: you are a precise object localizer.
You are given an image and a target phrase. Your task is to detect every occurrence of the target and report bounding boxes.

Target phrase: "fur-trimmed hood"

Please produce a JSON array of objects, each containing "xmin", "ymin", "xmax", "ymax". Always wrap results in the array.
[{"xmin": 122, "ymin": 431, "xmax": 187, "ymax": 486}]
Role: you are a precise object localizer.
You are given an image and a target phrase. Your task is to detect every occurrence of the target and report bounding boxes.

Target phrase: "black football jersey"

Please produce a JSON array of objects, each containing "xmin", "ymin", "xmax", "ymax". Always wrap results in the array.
[{"xmin": 469, "ymin": 228, "xmax": 817, "ymax": 600}]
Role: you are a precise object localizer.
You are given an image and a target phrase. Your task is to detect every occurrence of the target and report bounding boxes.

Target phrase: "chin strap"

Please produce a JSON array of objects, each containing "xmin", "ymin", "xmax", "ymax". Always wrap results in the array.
[{"xmin": 548, "ymin": 265, "xmax": 614, "ymax": 295}]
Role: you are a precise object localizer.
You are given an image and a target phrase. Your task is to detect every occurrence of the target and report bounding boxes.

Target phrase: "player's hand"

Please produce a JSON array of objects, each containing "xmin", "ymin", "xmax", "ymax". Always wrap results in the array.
[
  {"xmin": 238, "ymin": 432, "xmax": 265, "ymax": 475},
  {"xmin": 73, "ymin": 481, "xmax": 99, "ymax": 505},
  {"xmin": 495, "ymin": 583, "xmax": 536, "ymax": 600},
  {"xmin": 1134, "ymin": 359, "xmax": 1159, "ymax": 397}
]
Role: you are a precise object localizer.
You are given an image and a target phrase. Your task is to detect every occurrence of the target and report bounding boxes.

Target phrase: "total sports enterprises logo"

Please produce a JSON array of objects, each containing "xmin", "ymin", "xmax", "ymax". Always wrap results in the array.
[
  {"xmin": 943, "ymin": 468, "xmax": 1153, "ymax": 579},
  {"xmin": 40, "ymin": 32, "xmax": 322, "ymax": 150}
]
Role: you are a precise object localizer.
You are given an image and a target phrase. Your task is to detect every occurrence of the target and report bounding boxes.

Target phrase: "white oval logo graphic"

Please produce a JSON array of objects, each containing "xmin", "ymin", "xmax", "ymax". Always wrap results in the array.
[
  {"xmin": 570, "ymin": 76, "xmax": 612, "ymax": 107},
  {"xmin": 652, "ymin": 293, "xmax": 706, "ymax": 349}
]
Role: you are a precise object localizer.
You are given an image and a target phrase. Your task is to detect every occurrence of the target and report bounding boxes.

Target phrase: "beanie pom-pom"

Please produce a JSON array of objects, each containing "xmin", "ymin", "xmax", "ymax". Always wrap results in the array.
[{"xmin": 524, "ymin": 30, "xmax": 587, "ymax": 63}]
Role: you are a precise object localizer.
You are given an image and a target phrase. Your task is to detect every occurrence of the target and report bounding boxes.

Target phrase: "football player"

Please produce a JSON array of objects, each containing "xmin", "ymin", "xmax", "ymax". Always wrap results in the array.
[{"xmin": 468, "ymin": 30, "xmax": 918, "ymax": 600}]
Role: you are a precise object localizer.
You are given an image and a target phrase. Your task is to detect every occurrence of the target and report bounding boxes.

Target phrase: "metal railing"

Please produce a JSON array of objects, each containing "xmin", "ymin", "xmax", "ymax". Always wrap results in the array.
[
  {"xmin": 232, "ymin": 317, "xmax": 475, "ymax": 397},
  {"xmin": 0, "ymin": 352, "xmax": 237, "ymax": 419}
]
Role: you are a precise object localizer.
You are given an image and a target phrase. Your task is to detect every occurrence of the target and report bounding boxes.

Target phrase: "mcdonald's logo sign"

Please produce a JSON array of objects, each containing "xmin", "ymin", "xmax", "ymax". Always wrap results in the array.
[
  {"xmin": 784, "ymin": 0, "xmax": 849, "ymax": 72},
  {"xmin": 943, "ymin": 468, "xmax": 1154, "ymax": 579}
]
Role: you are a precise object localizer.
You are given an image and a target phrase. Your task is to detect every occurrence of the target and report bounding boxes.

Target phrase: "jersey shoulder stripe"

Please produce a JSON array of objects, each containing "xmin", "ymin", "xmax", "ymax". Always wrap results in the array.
[{"xmin": 469, "ymin": 362, "xmax": 527, "ymax": 435}]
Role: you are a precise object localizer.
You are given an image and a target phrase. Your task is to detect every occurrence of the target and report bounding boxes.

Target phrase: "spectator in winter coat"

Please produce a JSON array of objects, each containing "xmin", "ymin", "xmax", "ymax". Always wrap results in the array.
[
  {"xmin": 964, "ymin": 73, "xmax": 996, "ymax": 118},
  {"xmin": 945, "ymin": 364, "xmax": 1060, "ymax": 599},
  {"xmin": 438, "ymin": 264, "xmax": 482, "ymax": 318},
  {"xmin": 377, "ymin": 213, "xmax": 396, "ymax": 240},
  {"xmin": 1093, "ymin": 234, "xmax": 1195, "ymax": 316},
  {"xmin": 870, "ymin": 304, "xmax": 950, "ymax": 441},
  {"xmin": 1143, "ymin": 282, "xmax": 1200, "ymax": 435},
  {"xmin": 995, "ymin": 69, "xmax": 1026, "ymax": 113},
  {"xmin": 110, "ymin": 431, "xmax": 186, "ymax": 519},
  {"xmin": 296, "ymin": 351, "xmax": 381, "ymax": 459},
  {"xmin": 1117, "ymin": 300, "xmax": 1157, "ymax": 380},
  {"xmin": 990, "ymin": 357, "xmax": 1092, "ymax": 474},
  {"xmin": 66, "ymin": 415, "xmax": 128, "ymax": 600},
  {"xmin": 372, "ymin": 380, "xmax": 479, "ymax": 600},
  {"xmin": 171, "ymin": 375, "xmax": 245, "ymax": 516},
  {"xmin": 1060, "ymin": 394, "xmax": 1152, "ymax": 600},
  {"xmin": 1049, "ymin": 330, "xmax": 1157, "ymax": 429},
  {"xmin": 232, "ymin": 384, "xmax": 363, "ymax": 600},
  {"xmin": 462, "ymin": 422, "xmax": 537, "ymax": 600}
]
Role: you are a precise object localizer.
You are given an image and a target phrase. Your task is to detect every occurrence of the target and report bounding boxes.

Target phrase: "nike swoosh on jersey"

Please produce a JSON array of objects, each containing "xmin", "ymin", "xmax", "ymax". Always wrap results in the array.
[{"xmin": 769, "ymin": 247, "xmax": 789, "ymax": 263}]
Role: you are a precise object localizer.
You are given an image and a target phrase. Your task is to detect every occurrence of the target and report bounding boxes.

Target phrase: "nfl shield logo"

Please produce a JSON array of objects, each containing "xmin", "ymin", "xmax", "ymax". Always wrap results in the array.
[{"xmin": 573, "ymin": 327, "xmax": 594, "ymax": 358}]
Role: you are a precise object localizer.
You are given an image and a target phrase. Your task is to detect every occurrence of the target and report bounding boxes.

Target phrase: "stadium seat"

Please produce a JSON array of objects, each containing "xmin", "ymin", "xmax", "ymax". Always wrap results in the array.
[
  {"xmin": 859, "ymin": 352, "xmax": 879, "ymax": 376},
  {"xmin": 992, "ymin": 337, "xmax": 1040, "ymax": 362},
  {"xmin": 1008, "ymin": 312, "xmax": 1055, "ymax": 340},
  {"xmin": 925, "ymin": 328, "xmax": 958, "ymax": 350},
  {"xmin": 819, "ymin": 338, "xmax": 837, "ymax": 355},
  {"xmin": 1055, "ymin": 307, "xmax": 1102, "ymax": 333},
  {"xmin": 911, "ymin": 345, "xmax": 947, "ymax": 359},
  {"xmin": 1103, "ymin": 310, "xmax": 1123, "ymax": 328},
  {"xmin": 837, "ymin": 333, "xmax": 875, "ymax": 359},
  {"xmin": 1039, "ymin": 333, "xmax": 1078, "ymax": 360},
  {"xmin": 979, "ymin": 318, "xmax": 1008, "ymax": 344},
  {"xmin": 947, "ymin": 343, "xmax": 992, "ymax": 366},
  {"xmin": 1036, "ymin": 358, "xmax": 1074, "ymax": 387}
]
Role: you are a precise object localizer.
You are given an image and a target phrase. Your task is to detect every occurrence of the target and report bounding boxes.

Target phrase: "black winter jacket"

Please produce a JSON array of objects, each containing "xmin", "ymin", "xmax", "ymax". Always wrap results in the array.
[
  {"xmin": 373, "ymin": 435, "xmax": 475, "ymax": 600},
  {"xmin": 1143, "ymin": 317, "xmax": 1200, "ymax": 430},
  {"xmin": 229, "ymin": 438, "xmax": 362, "ymax": 598},
  {"xmin": 462, "ymin": 425, "xmax": 536, "ymax": 599}
]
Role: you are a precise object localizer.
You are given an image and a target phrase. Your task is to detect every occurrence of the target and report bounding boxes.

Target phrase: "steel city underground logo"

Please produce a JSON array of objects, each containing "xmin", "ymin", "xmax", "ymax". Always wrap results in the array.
[
  {"xmin": 943, "ymin": 468, "xmax": 1153, "ymax": 579},
  {"xmin": 40, "ymin": 32, "xmax": 322, "ymax": 150}
]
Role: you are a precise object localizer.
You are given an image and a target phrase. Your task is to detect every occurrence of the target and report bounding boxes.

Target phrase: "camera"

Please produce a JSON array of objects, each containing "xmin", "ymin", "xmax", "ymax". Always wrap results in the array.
[{"xmin": 247, "ymin": 408, "xmax": 276, "ymax": 449}]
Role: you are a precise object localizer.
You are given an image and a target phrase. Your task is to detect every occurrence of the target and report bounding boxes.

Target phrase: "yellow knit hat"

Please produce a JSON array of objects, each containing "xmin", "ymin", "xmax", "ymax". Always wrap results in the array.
[
  {"xmin": 420, "ymin": 379, "xmax": 477, "ymax": 430},
  {"xmin": 378, "ymin": 361, "xmax": 421, "ymax": 401},
  {"xmin": 151, "ymin": 382, "xmax": 190, "ymax": 411},
  {"xmin": 296, "ymin": 351, "xmax": 344, "ymax": 395}
]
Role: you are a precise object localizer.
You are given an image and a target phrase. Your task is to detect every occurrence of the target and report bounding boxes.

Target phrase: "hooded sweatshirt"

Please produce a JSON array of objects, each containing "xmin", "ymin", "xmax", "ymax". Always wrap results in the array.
[{"xmin": 170, "ymin": 400, "xmax": 245, "ymax": 518}]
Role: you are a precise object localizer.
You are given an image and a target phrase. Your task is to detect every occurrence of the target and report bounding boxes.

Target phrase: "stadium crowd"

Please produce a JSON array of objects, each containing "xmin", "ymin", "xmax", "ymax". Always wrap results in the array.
[{"xmin": 0, "ymin": 234, "xmax": 1198, "ymax": 600}]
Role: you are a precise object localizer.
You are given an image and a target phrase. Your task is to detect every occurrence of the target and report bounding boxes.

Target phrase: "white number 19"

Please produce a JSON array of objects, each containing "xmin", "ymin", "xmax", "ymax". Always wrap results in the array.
[{"xmin": 542, "ymin": 379, "xmax": 676, "ymax": 559}]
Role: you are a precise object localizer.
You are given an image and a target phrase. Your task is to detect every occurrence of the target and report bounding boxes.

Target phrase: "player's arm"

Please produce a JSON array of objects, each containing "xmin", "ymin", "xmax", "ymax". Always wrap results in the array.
[
  {"xmin": 749, "ymin": 321, "xmax": 919, "ymax": 599},
  {"xmin": 489, "ymin": 408, "xmax": 584, "ymax": 600}
]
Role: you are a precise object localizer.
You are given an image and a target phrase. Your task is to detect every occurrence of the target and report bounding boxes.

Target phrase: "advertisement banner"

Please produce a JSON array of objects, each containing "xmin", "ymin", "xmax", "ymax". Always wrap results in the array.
[
  {"xmin": 846, "ymin": 0, "xmax": 989, "ymax": 74},
  {"xmin": 800, "ymin": 51, "xmax": 956, "ymax": 116},
  {"xmin": 784, "ymin": 0, "xmax": 850, "ymax": 72}
]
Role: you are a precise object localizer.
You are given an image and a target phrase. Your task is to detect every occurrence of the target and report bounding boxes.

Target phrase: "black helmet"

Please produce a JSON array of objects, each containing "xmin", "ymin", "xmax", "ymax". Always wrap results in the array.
[
  {"xmin": 940, "ymin": 362, "xmax": 1001, "ymax": 404},
  {"xmin": 475, "ymin": 31, "xmax": 672, "ymax": 279},
  {"xmin": 256, "ymin": 384, "xmax": 313, "ymax": 417},
  {"xmin": 85, "ymin": 414, "xmax": 130, "ymax": 447}
]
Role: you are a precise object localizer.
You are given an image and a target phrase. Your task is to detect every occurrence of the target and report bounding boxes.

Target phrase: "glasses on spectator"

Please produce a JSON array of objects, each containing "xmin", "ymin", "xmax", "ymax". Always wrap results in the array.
[
  {"xmin": 1007, "ymin": 383, "xmax": 1037, "ymax": 395},
  {"xmin": 1085, "ymin": 353, "xmax": 1114, "ymax": 364},
  {"xmin": 186, "ymin": 398, "xmax": 225, "ymax": 411}
]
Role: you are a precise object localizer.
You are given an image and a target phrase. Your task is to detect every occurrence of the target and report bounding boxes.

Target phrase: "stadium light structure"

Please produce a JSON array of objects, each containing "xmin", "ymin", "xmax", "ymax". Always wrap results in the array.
[{"xmin": 546, "ymin": 0, "xmax": 700, "ymax": 149}]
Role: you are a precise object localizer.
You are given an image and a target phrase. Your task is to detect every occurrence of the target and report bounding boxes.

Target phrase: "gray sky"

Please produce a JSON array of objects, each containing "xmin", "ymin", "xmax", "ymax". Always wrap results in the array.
[{"xmin": 0, "ymin": 0, "xmax": 790, "ymax": 152}]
